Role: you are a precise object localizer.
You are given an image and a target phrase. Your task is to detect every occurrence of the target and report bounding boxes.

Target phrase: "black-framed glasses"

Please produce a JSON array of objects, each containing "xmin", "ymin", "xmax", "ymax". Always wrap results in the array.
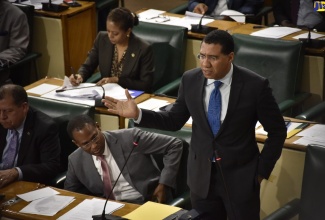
[
  {"xmin": 80, "ymin": 130, "xmax": 100, "ymax": 149},
  {"xmin": 146, "ymin": 15, "xmax": 170, "ymax": 23}
]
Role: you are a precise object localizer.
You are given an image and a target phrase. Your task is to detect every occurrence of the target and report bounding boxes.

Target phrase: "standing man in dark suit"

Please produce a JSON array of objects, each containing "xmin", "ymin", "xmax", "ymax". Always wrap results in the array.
[
  {"xmin": 103, "ymin": 30, "xmax": 287, "ymax": 219},
  {"xmin": 65, "ymin": 114, "xmax": 182, "ymax": 204},
  {"xmin": 0, "ymin": 84, "xmax": 61, "ymax": 188}
]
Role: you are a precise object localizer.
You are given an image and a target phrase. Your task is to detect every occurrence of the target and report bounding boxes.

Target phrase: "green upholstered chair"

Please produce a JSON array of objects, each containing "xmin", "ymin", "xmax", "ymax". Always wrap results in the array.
[
  {"xmin": 86, "ymin": 22, "xmax": 188, "ymax": 96},
  {"xmin": 295, "ymin": 101, "xmax": 325, "ymax": 123},
  {"xmin": 28, "ymin": 96, "xmax": 95, "ymax": 188},
  {"xmin": 4, "ymin": 3, "xmax": 41, "ymax": 86},
  {"xmin": 133, "ymin": 22, "xmax": 188, "ymax": 95},
  {"xmin": 232, "ymin": 34, "xmax": 309, "ymax": 116},
  {"xmin": 264, "ymin": 144, "xmax": 325, "ymax": 220}
]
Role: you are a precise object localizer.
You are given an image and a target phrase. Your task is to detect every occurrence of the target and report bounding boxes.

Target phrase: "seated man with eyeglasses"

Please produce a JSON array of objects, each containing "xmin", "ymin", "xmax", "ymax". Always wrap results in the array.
[{"xmin": 64, "ymin": 114, "xmax": 183, "ymax": 204}]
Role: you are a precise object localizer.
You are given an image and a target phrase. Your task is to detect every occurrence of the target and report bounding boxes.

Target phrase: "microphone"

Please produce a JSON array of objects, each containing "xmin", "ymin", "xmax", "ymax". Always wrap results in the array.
[
  {"xmin": 92, "ymin": 136, "xmax": 140, "ymax": 220},
  {"xmin": 191, "ymin": 13, "xmax": 218, "ymax": 34},
  {"xmin": 191, "ymin": 13, "xmax": 255, "ymax": 34},
  {"xmin": 56, "ymin": 85, "xmax": 105, "ymax": 107}
]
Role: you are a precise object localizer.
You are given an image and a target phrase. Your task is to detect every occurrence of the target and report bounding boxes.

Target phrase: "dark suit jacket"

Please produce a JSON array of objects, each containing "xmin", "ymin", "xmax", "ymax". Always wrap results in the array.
[
  {"xmin": 188, "ymin": 0, "xmax": 263, "ymax": 15},
  {"xmin": 64, "ymin": 128, "xmax": 182, "ymax": 202},
  {"xmin": 79, "ymin": 32, "xmax": 154, "ymax": 92},
  {"xmin": 139, "ymin": 65, "xmax": 286, "ymax": 202},
  {"xmin": 0, "ymin": 107, "xmax": 61, "ymax": 185}
]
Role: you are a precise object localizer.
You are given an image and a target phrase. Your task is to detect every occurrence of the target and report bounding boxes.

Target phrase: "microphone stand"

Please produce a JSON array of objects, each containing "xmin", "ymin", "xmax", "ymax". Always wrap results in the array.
[{"xmin": 92, "ymin": 137, "xmax": 140, "ymax": 220}]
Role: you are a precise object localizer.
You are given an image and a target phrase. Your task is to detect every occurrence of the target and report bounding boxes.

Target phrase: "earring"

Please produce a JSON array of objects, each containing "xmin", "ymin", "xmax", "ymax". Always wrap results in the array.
[{"xmin": 127, "ymin": 34, "xmax": 130, "ymax": 38}]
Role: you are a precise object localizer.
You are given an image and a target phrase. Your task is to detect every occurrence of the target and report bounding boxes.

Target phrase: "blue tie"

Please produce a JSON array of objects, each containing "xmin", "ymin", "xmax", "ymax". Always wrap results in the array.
[
  {"xmin": 2, "ymin": 130, "xmax": 19, "ymax": 169},
  {"xmin": 208, "ymin": 81, "xmax": 223, "ymax": 136}
]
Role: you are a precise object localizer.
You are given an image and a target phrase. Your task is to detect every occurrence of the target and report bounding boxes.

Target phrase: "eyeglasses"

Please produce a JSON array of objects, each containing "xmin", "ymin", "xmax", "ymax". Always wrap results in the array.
[
  {"xmin": 80, "ymin": 130, "xmax": 100, "ymax": 149},
  {"xmin": 197, "ymin": 54, "xmax": 218, "ymax": 62},
  {"xmin": 146, "ymin": 15, "xmax": 170, "ymax": 23}
]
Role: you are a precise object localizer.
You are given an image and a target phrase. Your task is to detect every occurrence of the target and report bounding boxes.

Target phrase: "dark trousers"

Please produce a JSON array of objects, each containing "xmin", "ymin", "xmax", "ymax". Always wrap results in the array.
[{"xmin": 191, "ymin": 163, "xmax": 260, "ymax": 220}]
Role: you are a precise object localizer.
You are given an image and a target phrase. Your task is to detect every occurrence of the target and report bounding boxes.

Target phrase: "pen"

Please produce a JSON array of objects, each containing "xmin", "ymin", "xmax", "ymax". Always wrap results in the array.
[
  {"xmin": 70, "ymin": 66, "xmax": 77, "ymax": 80},
  {"xmin": 253, "ymin": 25, "xmax": 264, "ymax": 29}
]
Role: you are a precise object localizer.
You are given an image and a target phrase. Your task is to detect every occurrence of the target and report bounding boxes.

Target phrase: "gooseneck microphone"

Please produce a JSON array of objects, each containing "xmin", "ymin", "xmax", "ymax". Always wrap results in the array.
[
  {"xmin": 92, "ymin": 136, "xmax": 140, "ymax": 220},
  {"xmin": 191, "ymin": 13, "xmax": 255, "ymax": 34},
  {"xmin": 191, "ymin": 13, "xmax": 218, "ymax": 34}
]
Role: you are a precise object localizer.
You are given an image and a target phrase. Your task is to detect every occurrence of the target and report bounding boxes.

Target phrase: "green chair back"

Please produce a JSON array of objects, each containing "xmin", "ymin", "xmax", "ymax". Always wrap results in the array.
[
  {"xmin": 133, "ymin": 22, "xmax": 188, "ymax": 93},
  {"xmin": 28, "ymin": 96, "xmax": 95, "ymax": 173}
]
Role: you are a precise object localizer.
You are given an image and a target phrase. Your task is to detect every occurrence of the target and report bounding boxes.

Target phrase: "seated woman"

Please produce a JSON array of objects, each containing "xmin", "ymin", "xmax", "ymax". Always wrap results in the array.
[{"xmin": 69, "ymin": 7, "xmax": 154, "ymax": 92}]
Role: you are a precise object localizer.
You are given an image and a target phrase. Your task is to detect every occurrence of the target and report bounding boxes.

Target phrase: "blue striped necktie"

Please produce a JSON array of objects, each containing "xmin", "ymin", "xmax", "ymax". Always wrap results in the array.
[
  {"xmin": 2, "ymin": 130, "xmax": 19, "ymax": 169},
  {"xmin": 208, "ymin": 81, "xmax": 223, "ymax": 136}
]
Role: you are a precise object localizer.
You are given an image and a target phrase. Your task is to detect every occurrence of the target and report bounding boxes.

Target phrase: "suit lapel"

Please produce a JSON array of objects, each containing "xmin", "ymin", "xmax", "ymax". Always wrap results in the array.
[
  {"xmin": 103, "ymin": 133, "xmax": 134, "ymax": 188},
  {"xmin": 196, "ymin": 72, "xmax": 213, "ymax": 135},
  {"xmin": 0, "ymin": 128, "xmax": 8, "ymax": 163},
  {"xmin": 219, "ymin": 65, "xmax": 243, "ymax": 134},
  {"xmin": 17, "ymin": 109, "xmax": 34, "ymax": 165},
  {"xmin": 100, "ymin": 35, "xmax": 114, "ymax": 77},
  {"xmin": 120, "ymin": 34, "xmax": 140, "ymax": 78}
]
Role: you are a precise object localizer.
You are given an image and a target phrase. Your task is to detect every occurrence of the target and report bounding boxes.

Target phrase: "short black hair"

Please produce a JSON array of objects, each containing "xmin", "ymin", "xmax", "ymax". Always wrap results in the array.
[
  {"xmin": 202, "ymin": 30, "xmax": 234, "ymax": 55},
  {"xmin": 107, "ymin": 7, "xmax": 139, "ymax": 31},
  {"xmin": 67, "ymin": 115, "xmax": 96, "ymax": 140},
  {"xmin": 0, "ymin": 84, "xmax": 28, "ymax": 106}
]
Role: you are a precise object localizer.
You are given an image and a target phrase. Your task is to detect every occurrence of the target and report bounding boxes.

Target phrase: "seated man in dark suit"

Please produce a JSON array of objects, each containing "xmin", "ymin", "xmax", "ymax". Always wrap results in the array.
[
  {"xmin": 65, "ymin": 114, "xmax": 183, "ymax": 204},
  {"xmin": 188, "ymin": 0, "xmax": 263, "ymax": 16},
  {"xmin": 0, "ymin": 84, "xmax": 61, "ymax": 188},
  {"xmin": 0, "ymin": 0, "xmax": 29, "ymax": 85}
]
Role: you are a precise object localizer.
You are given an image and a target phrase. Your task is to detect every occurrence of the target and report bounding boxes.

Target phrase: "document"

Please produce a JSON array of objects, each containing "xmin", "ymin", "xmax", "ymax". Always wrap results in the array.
[
  {"xmin": 123, "ymin": 201, "xmax": 181, "ymax": 220},
  {"xmin": 220, "ymin": 9, "xmax": 245, "ymax": 23},
  {"xmin": 19, "ymin": 195, "xmax": 75, "ymax": 216},
  {"xmin": 251, "ymin": 27, "xmax": 301, "ymax": 39},
  {"xmin": 137, "ymin": 98, "xmax": 169, "ymax": 111},
  {"xmin": 255, "ymin": 122, "xmax": 305, "ymax": 139},
  {"xmin": 58, "ymin": 198, "xmax": 125, "ymax": 220},
  {"xmin": 41, "ymin": 82, "xmax": 131, "ymax": 106},
  {"xmin": 293, "ymin": 32, "xmax": 325, "ymax": 40},
  {"xmin": 293, "ymin": 124, "xmax": 325, "ymax": 146},
  {"xmin": 17, "ymin": 187, "xmax": 60, "ymax": 202},
  {"xmin": 26, "ymin": 83, "xmax": 60, "ymax": 96}
]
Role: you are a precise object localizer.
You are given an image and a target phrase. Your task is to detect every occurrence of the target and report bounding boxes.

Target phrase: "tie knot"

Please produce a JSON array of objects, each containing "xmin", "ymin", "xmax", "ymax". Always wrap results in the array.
[
  {"xmin": 214, "ymin": 81, "xmax": 222, "ymax": 88},
  {"xmin": 97, "ymin": 155, "xmax": 105, "ymax": 161}
]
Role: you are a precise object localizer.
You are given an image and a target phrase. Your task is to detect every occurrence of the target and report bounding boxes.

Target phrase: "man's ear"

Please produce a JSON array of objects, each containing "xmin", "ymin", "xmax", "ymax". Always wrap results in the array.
[{"xmin": 95, "ymin": 122, "xmax": 101, "ymax": 131}]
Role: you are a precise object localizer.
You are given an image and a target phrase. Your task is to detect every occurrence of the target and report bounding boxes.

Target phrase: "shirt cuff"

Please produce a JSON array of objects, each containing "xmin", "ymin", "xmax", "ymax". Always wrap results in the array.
[
  {"xmin": 133, "ymin": 107, "xmax": 142, "ymax": 124},
  {"xmin": 15, "ymin": 167, "xmax": 23, "ymax": 180}
]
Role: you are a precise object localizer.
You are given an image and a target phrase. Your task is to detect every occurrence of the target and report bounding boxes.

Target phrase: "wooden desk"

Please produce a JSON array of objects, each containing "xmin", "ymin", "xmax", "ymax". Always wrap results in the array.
[
  {"xmin": 33, "ymin": 1, "xmax": 96, "ymax": 79},
  {"xmin": 24, "ymin": 78, "xmax": 151, "ymax": 130},
  {"xmin": 0, "ymin": 181, "xmax": 139, "ymax": 220}
]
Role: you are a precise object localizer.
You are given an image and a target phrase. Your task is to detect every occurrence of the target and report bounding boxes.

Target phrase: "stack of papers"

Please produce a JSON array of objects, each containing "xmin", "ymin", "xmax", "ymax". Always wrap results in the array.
[
  {"xmin": 58, "ymin": 198, "xmax": 125, "ymax": 220},
  {"xmin": 251, "ymin": 27, "xmax": 301, "ymax": 39},
  {"xmin": 293, "ymin": 124, "xmax": 325, "ymax": 146},
  {"xmin": 123, "ymin": 201, "xmax": 181, "ymax": 220},
  {"xmin": 256, "ymin": 122, "xmax": 307, "ymax": 139},
  {"xmin": 18, "ymin": 187, "xmax": 75, "ymax": 216}
]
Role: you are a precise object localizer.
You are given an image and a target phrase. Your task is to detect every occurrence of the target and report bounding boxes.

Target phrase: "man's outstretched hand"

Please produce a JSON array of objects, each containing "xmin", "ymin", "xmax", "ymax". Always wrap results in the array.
[{"xmin": 102, "ymin": 89, "xmax": 140, "ymax": 119}]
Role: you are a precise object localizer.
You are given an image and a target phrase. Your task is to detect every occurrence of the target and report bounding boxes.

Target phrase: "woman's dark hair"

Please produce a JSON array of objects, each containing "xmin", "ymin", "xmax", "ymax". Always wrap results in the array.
[{"xmin": 107, "ymin": 7, "xmax": 139, "ymax": 31}]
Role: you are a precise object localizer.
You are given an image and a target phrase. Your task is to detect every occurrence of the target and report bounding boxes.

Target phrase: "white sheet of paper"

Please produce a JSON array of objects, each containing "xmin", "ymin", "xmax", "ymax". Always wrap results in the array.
[
  {"xmin": 26, "ymin": 83, "xmax": 60, "ymax": 96},
  {"xmin": 220, "ymin": 9, "xmax": 245, "ymax": 23},
  {"xmin": 255, "ymin": 122, "xmax": 301, "ymax": 136},
  {"xmin": 58, "ymin": 198, "xmax": 125, "ymax": 220},
  {"xmin": 137, "ymin": 9, "xmax": 166, "ymax": 20},
  {"xmin": 17, "ymin": 187, "xmax": 59, "ymax": 202},
  {"xmin": 251, "ymin": 27, "xmax": 301, "ymax": 39},
  {"xmin": 138, "ymin": 98, "xmax": 169, "ymax": 110},
  {"xmin": 293, "ymin": 32, "xmax": 325, "ymax": 39},
  {"xmin": 19, "ymin": 195, "xmax": 74, "ymax": 216}
]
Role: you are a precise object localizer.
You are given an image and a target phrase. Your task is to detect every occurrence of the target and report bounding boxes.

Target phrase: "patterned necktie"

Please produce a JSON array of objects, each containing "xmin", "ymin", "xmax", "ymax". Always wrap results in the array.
[
  {"xmin": 2, "ymin": 130, "xmax": 19, "ymax": 169},
  {"xmin": 208, "ymin": 81, "xmax": 223, "ymax": 136},
  {"xmin": 97, "ymin": 155, "xmax": 115, "ymax": 200}
]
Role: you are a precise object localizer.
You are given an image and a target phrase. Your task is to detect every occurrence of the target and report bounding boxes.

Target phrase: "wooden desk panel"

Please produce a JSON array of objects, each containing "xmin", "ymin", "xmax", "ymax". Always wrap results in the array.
[
  {"xmin": 0, "ymin": 181, "xmax": 139, "ymax": 220},
  {"xmin": 33, "ymin": 1, "xmax": 96, "ymax": 79}
]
